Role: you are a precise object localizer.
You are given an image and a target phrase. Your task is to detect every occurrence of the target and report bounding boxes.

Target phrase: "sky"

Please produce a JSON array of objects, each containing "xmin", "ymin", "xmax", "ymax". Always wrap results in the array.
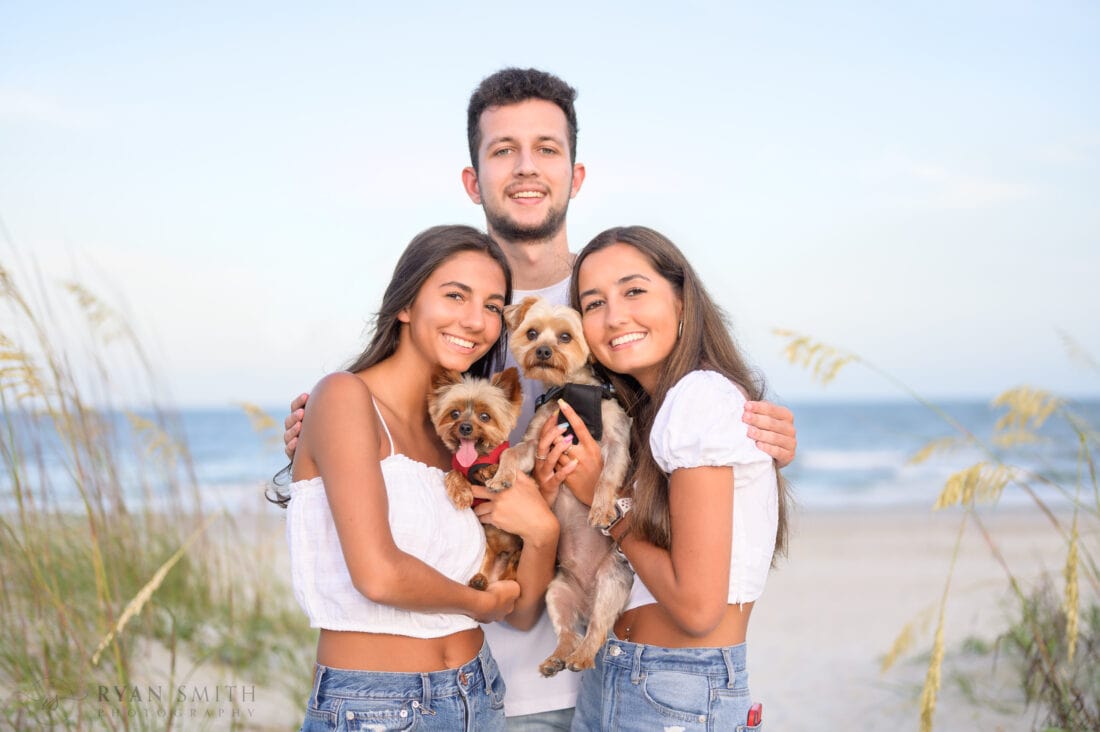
[{"xmin": 1, "ymin": 1, "xmax": 1097, "ymax": 408}]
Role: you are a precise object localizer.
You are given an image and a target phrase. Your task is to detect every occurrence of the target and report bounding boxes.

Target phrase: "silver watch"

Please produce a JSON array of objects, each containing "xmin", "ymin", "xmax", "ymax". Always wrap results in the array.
[{"xmin": 599, "ymin": 497, "xmax": 634, "ymax": 537}]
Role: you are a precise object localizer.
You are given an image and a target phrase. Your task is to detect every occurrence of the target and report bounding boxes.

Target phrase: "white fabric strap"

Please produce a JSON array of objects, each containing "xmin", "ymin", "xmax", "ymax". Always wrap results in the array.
[{"xmin": 370, "ymin": 396, "xmax": 396, "ymax": 457}]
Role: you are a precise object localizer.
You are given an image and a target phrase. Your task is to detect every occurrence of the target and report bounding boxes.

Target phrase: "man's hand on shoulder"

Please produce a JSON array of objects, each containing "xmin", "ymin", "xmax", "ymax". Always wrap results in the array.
[
  {"xmin": 743, "ymin": 400, "xmax": 796, "ymax": 468},
  {"xmin": 284, "ymin": 393, "xmax": 309, "ymax": 459}
]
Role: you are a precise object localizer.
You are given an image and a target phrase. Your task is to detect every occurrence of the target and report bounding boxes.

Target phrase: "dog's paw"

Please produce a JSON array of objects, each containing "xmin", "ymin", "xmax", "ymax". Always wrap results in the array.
[
  {"xmin": 468, "ymin": 573, "xmax": 488, "ymax": 591},
  {"xmin": 565, "ymin": 650, "xmax": 597, "ymax": 672},
  {"xmin": 444, "ymin": 471, "xmax": 475, "ymax": 510},
  {"xmin": 587, "ymin": 502, "xmax": 616, "ymax": 529},
  {"xmin": 485, "ymin": 470, "xmax": 514, "ymax": 493},
  {"xmin": 538, "ymin": 656, "xmax": 566, "ymax": 678}
]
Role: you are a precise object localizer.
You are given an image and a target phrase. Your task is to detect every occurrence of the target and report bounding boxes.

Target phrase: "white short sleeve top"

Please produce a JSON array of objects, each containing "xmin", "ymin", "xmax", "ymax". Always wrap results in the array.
[
  {"xmin": 625, "ymin": 370, "xmax": 779, "ymax": 610},
  {"xmin": 285, "ymin": 403, "xmax": 486, "ymax": 638}
]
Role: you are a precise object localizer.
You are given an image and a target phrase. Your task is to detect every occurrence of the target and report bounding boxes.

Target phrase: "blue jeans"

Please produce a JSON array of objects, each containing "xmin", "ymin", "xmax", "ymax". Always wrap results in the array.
[
  {"xmin": 571, "ymin": 635, "xmax": 760, "ymax": 731},
  {"xmin": 301, "ymin": 639, "xmax": 507, "ymax": 731}
]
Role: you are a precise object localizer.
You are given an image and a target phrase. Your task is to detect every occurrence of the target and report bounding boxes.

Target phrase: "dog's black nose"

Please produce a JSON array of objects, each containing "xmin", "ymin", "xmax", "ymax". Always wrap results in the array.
[
  {"xmin": 459, "ymin": 422, "xmax": 473, "ymax": 437},
  {"xmin": 536, "ymin": 345, "xmax": 552, "ymax": 361}
]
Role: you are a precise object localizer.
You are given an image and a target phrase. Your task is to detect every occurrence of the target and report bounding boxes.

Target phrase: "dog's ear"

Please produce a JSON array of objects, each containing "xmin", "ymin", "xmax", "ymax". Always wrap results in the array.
[
  {"xmin": 503, "ymin": 296, "xmax": 540, "ymax": 332},
  {"xmin": 431, "ymin": 366, "xmax": 462, "ymax": 393},
  {"xmin": 491, "ymin": 367, "xmax": 523, "ymax": 409}
]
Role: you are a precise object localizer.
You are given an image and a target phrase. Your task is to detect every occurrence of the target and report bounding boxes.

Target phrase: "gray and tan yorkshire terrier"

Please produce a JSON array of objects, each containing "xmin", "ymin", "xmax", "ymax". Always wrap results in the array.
[
  {"xmin": 488, "ymin": 296, "xmax": 634, "ymax": 676},
  {"xmin": 429, "ymin": 367, "xmax": 525, "ymax": 591}
]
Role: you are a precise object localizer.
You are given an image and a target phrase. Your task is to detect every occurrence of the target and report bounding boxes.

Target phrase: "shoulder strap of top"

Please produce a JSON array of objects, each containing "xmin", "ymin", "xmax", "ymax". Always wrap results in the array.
[{"xmin": 370, "ymin": 396, "xmax": 396, "ymax": 457}]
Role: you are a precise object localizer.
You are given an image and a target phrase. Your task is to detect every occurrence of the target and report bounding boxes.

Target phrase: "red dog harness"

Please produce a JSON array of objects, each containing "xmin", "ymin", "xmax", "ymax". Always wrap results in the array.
[{"xmin": 451, "ymin": 441, "xmax": 509, "ymax": 507}]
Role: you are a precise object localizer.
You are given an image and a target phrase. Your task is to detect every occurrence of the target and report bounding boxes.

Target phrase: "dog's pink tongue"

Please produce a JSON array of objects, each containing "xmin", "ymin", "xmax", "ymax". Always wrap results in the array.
[{"xmin": 456, "ymin": 439, "xmax": 478, "ymax": 468}]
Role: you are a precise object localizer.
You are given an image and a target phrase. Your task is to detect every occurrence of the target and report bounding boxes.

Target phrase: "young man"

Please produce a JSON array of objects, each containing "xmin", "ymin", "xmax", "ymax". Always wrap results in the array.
[{"xmin": 284, "ymin": 68, "xmax": 797, "ymax": 731}]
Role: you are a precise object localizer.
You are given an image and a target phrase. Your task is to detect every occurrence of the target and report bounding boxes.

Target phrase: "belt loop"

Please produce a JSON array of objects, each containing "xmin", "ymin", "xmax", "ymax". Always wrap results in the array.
[
  {"xmin": 630, "ymin": 643, "xmax": 645, "ymax": 684},
  {"xmin": 722, "ymin": 648, "xmax": 736, "ymax": 689},
  {"xmin": 477, "ymin": 646, "xmax": 493, "ymax": 695},
  {"xmin": 420, "ymin": 672, "xmax": 432, "ymax": 712},
  {"xmin": 310, "ymin": 664, "xmax": 326, "ymax": 704}
]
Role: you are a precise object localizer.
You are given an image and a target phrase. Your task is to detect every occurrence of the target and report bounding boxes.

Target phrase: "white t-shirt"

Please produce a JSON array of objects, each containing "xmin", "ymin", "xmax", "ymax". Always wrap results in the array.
[
  {"xmin": 625, "ymin": 370, "xmax": 778, "ymax": 611},
  {"xmin": 482, "ymin": 276, "xmax": 581, "ymax": 717}
]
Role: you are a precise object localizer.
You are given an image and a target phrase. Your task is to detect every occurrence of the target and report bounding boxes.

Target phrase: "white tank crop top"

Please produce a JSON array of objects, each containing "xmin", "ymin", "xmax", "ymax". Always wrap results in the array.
[{"xmin": 285, "ymin": 398, "xmax": 486, "ymax": 637}]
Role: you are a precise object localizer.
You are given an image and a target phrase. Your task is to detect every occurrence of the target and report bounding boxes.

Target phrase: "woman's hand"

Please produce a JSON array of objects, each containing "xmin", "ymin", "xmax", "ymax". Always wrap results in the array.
[
  {"xmin": 533, "ymin": 400, "xmax": 603, "ymax": 506},
  {"xmin": 283, "ymin": 393, "xmax": 309, "ymax": 459},
  {"xmin": 471, "ymin": 473, "xmax": 558, "ymax": 545},
  {"xmin": 472, "ymin": 580, "xmax": 521, "ymax": 623},
  {"xmin": 743, "ymin": 400, "xmax": 797, "ymax": 468}
]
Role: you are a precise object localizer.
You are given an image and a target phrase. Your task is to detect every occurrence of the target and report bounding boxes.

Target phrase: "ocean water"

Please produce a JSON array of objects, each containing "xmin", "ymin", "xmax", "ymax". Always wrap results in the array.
[
  {"xmin": 781, "ymin": 399, "xmax": 1100, "ymax": 509},
  {"xmin": 3, "ymin": 400, "xmax": 1097, "ymax": 513}
]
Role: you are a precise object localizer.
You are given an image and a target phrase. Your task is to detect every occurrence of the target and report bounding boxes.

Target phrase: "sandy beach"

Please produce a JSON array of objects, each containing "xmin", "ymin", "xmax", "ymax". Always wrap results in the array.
[
  {"xmin": 162, "ymin": 503, "xmax": 1079, "ymax": 731},
  {"xmin": 751, "ymin": 506, "xmax": 1078, "ymax": 731}
]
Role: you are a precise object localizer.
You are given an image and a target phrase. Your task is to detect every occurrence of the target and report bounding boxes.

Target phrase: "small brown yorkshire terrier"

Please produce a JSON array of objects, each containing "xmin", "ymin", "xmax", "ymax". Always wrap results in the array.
[
  {"xmin": 429, "ymin": 367, "xmax": 525, "ymax": 591},
  {"xmin": 488, "ymin": 296, "xmax": 634, "ymax": 677}
]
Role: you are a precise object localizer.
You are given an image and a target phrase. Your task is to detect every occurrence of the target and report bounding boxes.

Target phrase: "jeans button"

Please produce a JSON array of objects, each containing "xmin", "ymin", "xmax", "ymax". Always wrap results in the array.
[
  {"xmin": 608, "ymin": 645, "xmax": 622, "ymax": 657},
  {"xmin": 345, "ymin": 711, "xmax": 354, "ymax": 721}
]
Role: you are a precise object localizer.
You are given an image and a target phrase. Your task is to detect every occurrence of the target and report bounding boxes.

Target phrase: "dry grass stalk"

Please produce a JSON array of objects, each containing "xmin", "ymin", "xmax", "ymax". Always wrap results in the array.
[
  {"xmin": 1058, "ymin": 329, "xmax": 1100, "ymax": 373},
  {"xmin": 880, "ymin": 602, "xmax": 937, "ymax": 673},
  {"xmin": 90, "ymin": 512, "xmax": 220, "ymax": 666},
  {"xmin": 920, "ymin": 609, "xmax": 946, "ymax": 732},
  {"xmin": 918, "ymin": 513, "xmax": 969, "ymax": 730},
  {"xmin": 880, "ymin": 621, "xmax": 915, "ymax": 673},
  {"xmin": 1064, "ymin": 516, "xmax": 1079, "ymax": 664}
]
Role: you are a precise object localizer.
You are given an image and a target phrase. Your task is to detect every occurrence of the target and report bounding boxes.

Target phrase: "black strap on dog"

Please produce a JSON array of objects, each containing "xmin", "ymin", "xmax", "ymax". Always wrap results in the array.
[
  {"xmin": 452, "ymin": 441, "xmax": 510, "ymax": 488},
  {"xmin": 535, "ymin": 382, "xmax": 616, "ymax": 442}
]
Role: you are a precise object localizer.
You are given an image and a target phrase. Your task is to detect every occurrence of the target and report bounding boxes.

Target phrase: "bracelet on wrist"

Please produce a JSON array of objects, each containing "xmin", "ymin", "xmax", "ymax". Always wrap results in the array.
[{"xmin": 598, "ymin": 496, "xmax": 633, "ymax": 537}]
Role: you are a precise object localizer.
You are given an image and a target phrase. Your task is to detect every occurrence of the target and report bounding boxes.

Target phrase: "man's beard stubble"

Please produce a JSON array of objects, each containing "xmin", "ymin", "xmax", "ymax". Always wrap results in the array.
[{"xmin": 484, "ymin": 201, "xmax": 569, "ymax": 244}]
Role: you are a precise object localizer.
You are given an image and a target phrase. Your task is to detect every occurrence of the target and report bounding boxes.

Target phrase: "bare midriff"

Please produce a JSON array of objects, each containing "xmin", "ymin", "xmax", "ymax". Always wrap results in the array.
[
  {"xmin": 316, "ymin": 627, "xmax": 484, "ymax": 672},
  {"xmin": 613, "ymin": 602, "xmax": 754, "ymax": 648}
]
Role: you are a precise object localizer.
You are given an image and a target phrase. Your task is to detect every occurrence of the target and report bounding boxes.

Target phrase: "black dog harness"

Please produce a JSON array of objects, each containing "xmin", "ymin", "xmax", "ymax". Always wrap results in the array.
[{"xmin": 534, "ymin": 382, "xmax": 616, "ymax": 442}]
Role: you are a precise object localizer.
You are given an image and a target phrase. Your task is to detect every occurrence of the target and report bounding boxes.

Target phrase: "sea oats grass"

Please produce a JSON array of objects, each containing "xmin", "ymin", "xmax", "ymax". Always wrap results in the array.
[
  {"xmin": 776, "ymin": 329, "xmax": 1100, "ymax": 731},
  {"xmin": 0, "ymin": 248, "xmax": 311, "ymax": 729}
]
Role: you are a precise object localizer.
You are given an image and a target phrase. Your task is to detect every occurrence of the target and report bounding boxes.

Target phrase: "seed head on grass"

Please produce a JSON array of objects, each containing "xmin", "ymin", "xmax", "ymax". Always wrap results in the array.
[
  {"xmin": 933, "ymin": 462, "xmax": 1013, "ymax": 510},
  {"xmin": 881, "ymin": 604, "xmax": 938, "ymax": 673},
  {"xmin": 773, "ymin": 329, "xmax": 858, "ymax": 386},
  {"xmin": 992, "ymin": 387, "xmax": 1062, "ymax": 433},
  {"xmin": 237, "ymin": 401, "xmax": 282, "ymax": 449},
  {"xmin": 909, "ymin": 436, "xmax": 966, "ymax": 466},
  {"xmin": 62, "ymin": 282, "xmax": 126, "ymax": 343},
  {"xmin": 91, "ymin": 512, "xmax": 220, "ymax": 666},
  {"xmin": 126, "ymin": 411, "xmax": 183, "ymax": 464},
  {"xmin": 920, "ymin": 612, "xmax": 946, "ymax": 732}
]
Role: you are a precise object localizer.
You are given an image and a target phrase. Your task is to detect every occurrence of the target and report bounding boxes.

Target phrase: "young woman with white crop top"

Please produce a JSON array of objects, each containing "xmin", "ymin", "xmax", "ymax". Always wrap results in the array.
[
  {"xmin": 563, "ymin": 226, "xmax": 791, "ymax": 732},
  {"xmin": 269, "ymin": 226, "xmax": 561, "ymax": 731}
]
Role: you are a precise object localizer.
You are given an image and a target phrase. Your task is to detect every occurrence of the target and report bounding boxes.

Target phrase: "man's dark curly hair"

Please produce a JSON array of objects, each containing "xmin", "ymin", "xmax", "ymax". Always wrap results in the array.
[{"xmin": 466, "ymin": 68, "xmax": 578, "ymax": 172}]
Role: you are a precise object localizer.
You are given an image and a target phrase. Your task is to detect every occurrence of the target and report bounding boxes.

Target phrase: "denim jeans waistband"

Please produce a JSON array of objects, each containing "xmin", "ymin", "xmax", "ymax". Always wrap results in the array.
[
  {"xmin": 600, "ymin": 634, "xmax": 747, "ymax": 686},
  {"xmin": 310, "ymin": 638, "xmax": 496, "ymax": 705}
]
